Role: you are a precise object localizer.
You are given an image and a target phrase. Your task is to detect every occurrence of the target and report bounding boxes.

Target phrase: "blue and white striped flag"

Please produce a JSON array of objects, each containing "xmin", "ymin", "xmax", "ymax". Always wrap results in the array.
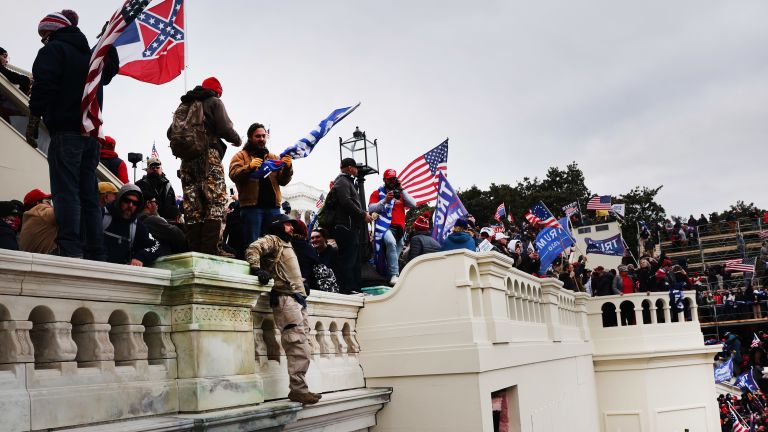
[
  {"xmin": 372, "ymin": 186, "xmax": 395, "ymax": 275},
  {"xmin": 251, "ymin": 102, "xmax": 361, "ymax": 179}
]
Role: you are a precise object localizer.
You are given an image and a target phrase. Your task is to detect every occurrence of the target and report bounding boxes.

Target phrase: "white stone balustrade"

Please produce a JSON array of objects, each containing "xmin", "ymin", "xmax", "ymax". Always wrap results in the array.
[{"xmin": 0, "ymin": 249, "xmax": 375, "ymax": 432}]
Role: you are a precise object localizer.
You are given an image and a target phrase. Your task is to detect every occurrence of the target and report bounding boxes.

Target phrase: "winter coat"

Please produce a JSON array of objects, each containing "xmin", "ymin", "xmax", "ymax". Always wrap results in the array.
[
  {"xmin": 406, "ymin": 231, "xmax": 441, "ymax": 263},
  {"xmin": 19, "ymin": 204, "xmax": 57, "ymax": 254},
  {"xmin": 173, "ymin": 86, "xmax": 241, "ymax": 159},
  {"xmin": 317, "ymin": 245, "xmax": 339, "ymax": 272},
  {"xmin": 637, "ymin": 267, "xmax": 654, "ymax": 293},
  {"xmin": 327, "ymin": 173, "xmax": 366, "ymax": 229},
  {"xmin": 102, "ymin": 185, "xmax": 160, "ymax": 265},
  {"xmin": 137, "ymin": 214, "xmax": 188, "ymax": 256},
  {"xmin": 292, "ymin": 238, "xmax": 321, "ymax": 293},
  {"xmin": 0, "ymin": 219, "xmax": 18, "ymax": 251},
  {"xmin": 229, "ymin": 147, "xmax": 292, "ymax": 208},
  {"xmin": 0, "ymin": 64, "xmax": 31, "ymax": 93},
  {"xmin": 245, "ymin": 234, "xmax": 306, "ymax": 296},
  {"xmin": 440, "ymin": 231, "xmax": 475, "ymax": 252},
  {"xmin": 519, "ymin": 254, "xmax": 542, "ymax": 276},
  {"xmin": 612, "ymin": 272, "xmax": 635, "ymax": 294},
  {"xmin": 595, "ymin": 273, "xmax": 618, "ymax": 296},
  {"xmin": 135, "ymin": 173, "xmax": 179, "ymax": 220},
  {"xmin": 99, "ymin": 148, "xmax": 129, "ymax": 183},
  {"xmin": 30, "ymin": 26, "xmax": 118, "ymax": 134}
]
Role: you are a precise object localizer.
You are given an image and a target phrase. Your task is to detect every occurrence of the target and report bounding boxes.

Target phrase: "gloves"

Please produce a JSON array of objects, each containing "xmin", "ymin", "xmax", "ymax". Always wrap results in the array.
[
  {"xmin": 26, "ymin": 116, "xmax": 40, "ymax": 149},
  {"xmin": 249, "ymin": 158, "xmax": 263, "ymax": 170},
  {"xmin": 281, "ymin": 155, "xmax": 292, "ymax": 168},
  {"xmin": 292, "ymin": 292, "xmax": 307, "ymax": 309},
  {"xmin": 251, "ymin": 267, "xmax": 271, "ymax": 285}
]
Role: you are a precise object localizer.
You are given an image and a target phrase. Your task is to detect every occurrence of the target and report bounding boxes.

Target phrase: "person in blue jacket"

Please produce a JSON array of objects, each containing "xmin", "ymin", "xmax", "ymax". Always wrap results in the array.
[{"xmin": 440, "ymin": 218, "xmax": 476, "ymax": 252}]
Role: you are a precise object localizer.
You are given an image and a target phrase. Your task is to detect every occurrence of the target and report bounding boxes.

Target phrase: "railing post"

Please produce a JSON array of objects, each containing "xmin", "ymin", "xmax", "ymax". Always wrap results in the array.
[
  {"xmin": 650, "ymin": 304, "xmax": 658, "ymax": 324},
  {"xmin": 573, "ymin": 292, "xmax": 591, "ymax": 341},
  {"xmin": 540, "ymin": 279, "xmax": 563, "ymax": 342}
]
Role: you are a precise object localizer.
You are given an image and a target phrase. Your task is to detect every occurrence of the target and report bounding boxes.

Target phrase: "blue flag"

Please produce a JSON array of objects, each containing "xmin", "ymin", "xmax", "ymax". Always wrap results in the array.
[
  {"xmin": 714, "ymin": 357, "xmax": 733, "ymax": 384},
  {"xmin": 736, "ymin": 368, "xmax": 760, "ymax": 393},
  {"xmin": 431, "ymin": 173, "xmax": 468, "ymax": 243},
  {"xmin": 585, "ymin": 233, "xmax": 625, "ymax": 256},
  {"xmin": 534, "ymin": 217, "xmax": 575, "ymax": 274},
  {"xmin": 251, "ymin": 103, "xmax": 360, "ymax": 179}
]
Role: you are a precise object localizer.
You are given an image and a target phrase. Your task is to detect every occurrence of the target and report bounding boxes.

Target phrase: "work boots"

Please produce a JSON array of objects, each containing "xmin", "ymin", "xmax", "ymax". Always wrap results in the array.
[
  {"xmin": 186, "ymin": 223, "xmax": 203, "ymax": 252},
  {"xmin": 200, "ymin": 220, "xmax": 223, "ymax": 255},
  {"xmin": 287, "ymin": 390, "xmax": 322, "ymax": 405}
]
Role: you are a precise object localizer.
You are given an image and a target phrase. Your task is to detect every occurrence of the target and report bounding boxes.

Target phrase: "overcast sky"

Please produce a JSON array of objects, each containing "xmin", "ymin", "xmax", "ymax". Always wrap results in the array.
[{"xmin": 6, "ymin": 1, "xmax": 767, "ymax": 218}]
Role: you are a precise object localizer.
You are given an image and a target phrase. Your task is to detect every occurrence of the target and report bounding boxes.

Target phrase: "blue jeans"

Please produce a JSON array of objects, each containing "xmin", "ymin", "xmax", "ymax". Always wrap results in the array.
[
  {"xmin": 382, "ymin": 229, "xmax": 404, "ymax": 277},
  {"xmin": 241, "ymin": 207, "xmax": 281, "ymax": 246},
  {"xmin": 333, "ymin": 225, "xmax": 360, "ymax": 294},
  {"xmin": 48, "ymin": 134, "xmax": 104, "ymax": 260}
]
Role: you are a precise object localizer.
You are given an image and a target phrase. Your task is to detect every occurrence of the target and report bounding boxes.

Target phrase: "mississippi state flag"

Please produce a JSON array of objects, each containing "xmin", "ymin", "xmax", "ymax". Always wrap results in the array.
[{"xmin": 114, "ymin": 0, "xmax": 185, "ymax": 84}]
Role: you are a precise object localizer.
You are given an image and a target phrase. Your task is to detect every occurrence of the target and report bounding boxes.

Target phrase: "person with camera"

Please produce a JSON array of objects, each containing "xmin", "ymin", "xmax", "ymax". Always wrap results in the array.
[{"xmin": 368, "ymin": 169, "xmax": 416, "ymax": 285}]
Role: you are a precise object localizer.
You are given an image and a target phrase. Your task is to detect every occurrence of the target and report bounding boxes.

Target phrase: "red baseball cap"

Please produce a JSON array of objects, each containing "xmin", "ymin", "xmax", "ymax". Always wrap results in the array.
[
  {"xmin": 383, "ymin": 169, "xmax": 397, "ymax": 179},
  {"xmin": 24, "ymin": 188, "xmax": 52, "ymax": 209}
]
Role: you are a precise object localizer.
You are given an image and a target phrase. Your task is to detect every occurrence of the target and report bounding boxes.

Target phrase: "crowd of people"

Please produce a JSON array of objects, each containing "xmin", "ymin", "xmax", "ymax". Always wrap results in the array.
[{"xmin": 715, "ymin": 331, "xmax": 768, "ymax": 431}]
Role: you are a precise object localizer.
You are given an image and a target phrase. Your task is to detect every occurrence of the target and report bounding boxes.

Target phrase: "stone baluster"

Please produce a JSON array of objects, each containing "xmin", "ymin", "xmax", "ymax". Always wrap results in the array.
[
  {"xmin": 663, "ymin": 304, "xmax": 671, "ymax": 323},
  {"xmin": 252, "ymin": 328, "xmax": 269, "ymax": 366},
  {"xmin": 0, "ymin": 321, "xmax": 34, "ymax": 363},
  {"xmin": 109, "ymin": 324, "xmax": 148, "ymax": 363},
  {"xmin": 330, "ymin": 328, "xmax": 349, "ymax": 357},
  {"xmin": 29, "ymin": 322, "xmax": 78, "ymax": 364},
  {"xmin": 650, "ymin": 305, "xmax": 658, "ymax": 324},
  {"xmin": 143, "ymin": 325, "xmax": 176, "ymax": 361},
  {"xmin": 344, "ymin": 329, "xmax": 361, "ymax": 354},
  {"xmin": 71, "ymin": 323, "xmax": 114, "ymax": 362},
  {"xmin": 308, "ymin": 327, "xmax": 322, "ymax": 358},
  {"xmin": 315, "ymin": 328, "xmax": 332, "ymax": 358}
]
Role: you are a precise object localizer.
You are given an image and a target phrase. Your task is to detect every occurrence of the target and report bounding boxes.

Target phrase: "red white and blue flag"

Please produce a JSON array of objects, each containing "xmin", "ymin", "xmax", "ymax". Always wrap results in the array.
[
  {"xmin": 494, "ymin": 203, "xmax": 506, "ymax": 222},
  {"xmin": 587, "ymin": 195, "xmax": 612, "ymax": 210},
  {"xmin": 150, "ymin": 141, "xmax": 159, "ymax": 158},
  {"xmin": 114, "ymin": 0, "xmax": 185, "ymax": 84},
  {"xmin": 82, "ymin": 0, "xmax": 152, "ymax": 139},
  {"xmin": 399, "ymin": 140, "xmax": 449, "ymax": 205},
  {"xmin": 525, "ymin": 201, "xmax": 561, "ymax": 229},
  {"xmin": 315, "ymin": 193, "xmax": 325, "ymax": 209},
  {"xmin": 725, "ymin": 257, "xmax": 756, "ymax": 273}
]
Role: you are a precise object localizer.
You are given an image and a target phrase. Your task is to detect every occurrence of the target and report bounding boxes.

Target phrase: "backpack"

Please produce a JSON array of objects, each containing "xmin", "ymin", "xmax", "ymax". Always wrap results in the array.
[
  {"xmin": 168, "ymin": 100, "xmax": 209, "ymax": 160},
  {"xmin": 315, "ymin": 187, "xmax": 337, "ymax": 231}
]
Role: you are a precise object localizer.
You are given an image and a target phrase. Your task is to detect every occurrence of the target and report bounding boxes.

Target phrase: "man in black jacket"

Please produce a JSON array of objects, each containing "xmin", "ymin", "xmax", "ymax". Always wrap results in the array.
[
  {"xmin": 405, "ymin": 212, "xmax": 440, "ymax": 264},
  {"xmin": 138, "ymin": 191, "xmax": 188, "ymax": 257},
  {"xmin": 136, "ymin": 157, "xmax": 180, "ymax": 221},
  {"xmin": 27, "ymin": 10, "xmax": 119, "ymax": 260},
  {"xmin": 0, "ymin": 47, "xmax": 31, "ymax": 94},
  {"xmin": 325, "ymin": 158, "xmax": 373, "ymax": 294},
  {"xmin": 103, "ymin": 185, "xmax": 160, "ymax": 266}
]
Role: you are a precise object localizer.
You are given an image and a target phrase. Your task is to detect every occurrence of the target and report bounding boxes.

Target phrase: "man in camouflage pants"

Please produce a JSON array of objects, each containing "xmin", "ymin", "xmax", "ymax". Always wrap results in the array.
[
  {"xmin": 175, "ymin": 77, "xmax": 241, "ymax": 254},
  {"xmin": 246, "ymin": 214, "xmax": 321, "ymax": 405}
]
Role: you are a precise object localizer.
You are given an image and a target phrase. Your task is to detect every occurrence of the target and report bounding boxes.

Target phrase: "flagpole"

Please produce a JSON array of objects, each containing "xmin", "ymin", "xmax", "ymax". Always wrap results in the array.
[
  {"xmin": 183, "ymin": 0, "xmax": 189, "ymax": 92},
  {"xmin": 577, "ymin": 199, "xmax": 585, "ymax": 226}
]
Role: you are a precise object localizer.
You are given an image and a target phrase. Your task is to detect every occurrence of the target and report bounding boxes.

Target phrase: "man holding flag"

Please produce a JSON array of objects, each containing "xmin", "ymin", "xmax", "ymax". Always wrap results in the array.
[
  {"xmin": 229, "ymin": 123, "xmax": 293, "ymax": 244},
  {"xmin": 27, "ymin": 9, "xmax": 121, "ymax": 260}
]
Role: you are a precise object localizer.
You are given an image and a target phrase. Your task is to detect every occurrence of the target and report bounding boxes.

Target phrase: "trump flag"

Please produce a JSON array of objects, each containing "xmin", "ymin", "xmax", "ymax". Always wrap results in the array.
[
  {"xmin": 534, "ymin": 217, "xmax": 574, "ymax": 274},
  {"xmin": 431, "ymin": 172, "xmax": 468, "ymax": 243}
]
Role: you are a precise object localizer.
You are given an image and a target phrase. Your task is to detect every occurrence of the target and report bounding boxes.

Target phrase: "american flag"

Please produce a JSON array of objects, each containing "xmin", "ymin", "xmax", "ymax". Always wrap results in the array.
[
  {"xmin": 150, "ymin": 141, "xmax": 159, "ymax": 159},
  {"xmin": 524, "ymin": 201, "xmax": 561, "ymax": 229},
  {"xmin": 587, "ymin": 195, "xmax": 612, "ymax": 210},
  {"xmin": 81, "ymin": 0, "xmax": 152, "ymax": 139},
  {"xmin": 494, "ymin": 203, "xmax": 506, "ymax": 222},
  {"xmin": 398, "ymin": 140, "xmax": 448, "ymax": 205},
  {"xmin": 752, "ymin": 333, "xmax": 761, "ymax": 348},
  {"xmin": 315, "ymin": 193, "xmax": 325, "ymax": 209},
  {"xmin": 730, "ymin": 404, "xmax": 749, "ymax": 432},
  {"xmin": 760, "ymin": 230, "xmax": 768, "ymax": 241},
  {"xmin": 725, "ymin": 257, "xmax": 756, "ymax": 273}
]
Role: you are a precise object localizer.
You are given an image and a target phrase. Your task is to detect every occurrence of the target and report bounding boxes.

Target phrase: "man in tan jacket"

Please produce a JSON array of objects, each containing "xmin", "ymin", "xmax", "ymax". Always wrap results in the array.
[
  {"xmin": 245, "ymin": 214, "xmax": 320, "ymax": 405},
  {"xmin": 230, "ymin": 123, "xmax": 293, "ymax": 248},
  {"xmin": 19, "ymin": 188, "xmax": 57, "ymax": 254}
]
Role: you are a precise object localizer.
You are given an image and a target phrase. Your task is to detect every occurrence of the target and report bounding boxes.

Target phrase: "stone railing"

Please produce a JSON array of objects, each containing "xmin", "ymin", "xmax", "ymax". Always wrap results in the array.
[{"xmin": 0, "ymin": 249, "xmax": 369, "ymax": 432}]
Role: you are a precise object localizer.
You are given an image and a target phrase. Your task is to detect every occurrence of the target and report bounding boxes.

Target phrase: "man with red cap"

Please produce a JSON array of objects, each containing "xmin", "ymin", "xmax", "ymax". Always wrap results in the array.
[
  {"xmin": 27, "ymin": 9, "xmax": 119, "ymax": 260},
  {"xmin": 19, "ymin": 189, "xmax": 58, "ymax": 254},
  {"xmin": 368, "ymin": 169, "xmax": 416, "ymax": 285},
  {"xmin": 172, "ymin": 77, "xmax": 242, "ymax": 255},
  {"xmin": 99, "ymin": 136, "xmax": 129, "ymax": 183}
]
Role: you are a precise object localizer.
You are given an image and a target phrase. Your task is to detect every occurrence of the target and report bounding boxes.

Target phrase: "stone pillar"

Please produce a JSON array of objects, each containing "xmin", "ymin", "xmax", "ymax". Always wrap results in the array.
[
  {"xmin": 540, "ymin": 279, "xmax": 563, "ymax": 342},
  {"xmin": 0, "ymin": 321, "xmax": 34, "ymax": 363},
  {"xmin": 573, "ymin": 293, "xmax": 591, "ymax": 341},
  {"xmin": 650, "ymin": 305, "xmax": 658, "ymax": 324},
  {"xmin": 144, "ymin": 325, "xmax": 176, "ymax": 361},
  {"xmin": 71, "ymin": 323, "xmax": 114, "ymax": 363},
  {"xmin": 154, "ymin": 252, "xmax": 266, "ymax": 413},
  {"xmin": 29, "ymin": 322, "xmax": 77, "ymax": 364}
]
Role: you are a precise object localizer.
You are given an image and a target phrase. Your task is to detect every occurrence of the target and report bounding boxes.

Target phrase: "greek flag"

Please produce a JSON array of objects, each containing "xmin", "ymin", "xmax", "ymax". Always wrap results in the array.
[
  {"xmin": 251, "ymin": 103, "xmax": 361, "ymax": 179},
  {"xmin": 373, "ymin": 186, "xmax": 395, "ymax": 275}
]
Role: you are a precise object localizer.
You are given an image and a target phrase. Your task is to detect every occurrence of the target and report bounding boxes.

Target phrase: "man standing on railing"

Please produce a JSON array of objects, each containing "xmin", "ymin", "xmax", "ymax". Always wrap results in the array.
[{"xmin": 245, "ymin": 214, "xmax": 322, "ymax": 405}]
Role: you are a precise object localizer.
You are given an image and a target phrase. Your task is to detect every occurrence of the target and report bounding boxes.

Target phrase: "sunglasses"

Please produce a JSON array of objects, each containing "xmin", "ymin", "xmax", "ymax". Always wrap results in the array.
[{"xmin": 121, "ymin": 198, "xmax": 140, "ymax": 207}]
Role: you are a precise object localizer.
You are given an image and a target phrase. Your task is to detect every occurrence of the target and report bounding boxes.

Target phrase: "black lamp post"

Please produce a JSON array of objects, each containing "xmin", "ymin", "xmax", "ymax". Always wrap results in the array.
[{"xmin": 339, "ymin": 127, "xmax": 379, "ymax": 260}]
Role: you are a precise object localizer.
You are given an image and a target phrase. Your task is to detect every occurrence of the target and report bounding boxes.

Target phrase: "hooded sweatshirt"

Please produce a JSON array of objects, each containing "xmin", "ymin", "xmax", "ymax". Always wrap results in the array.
[
  {"xmin": 103, "ymin": 184, "xmax": 160, "ymax": 265},
  {"xmin": 99, "ymin": 148, "xmax": 129, "ymax": 183},
  {"xmin": 19, "ymin": 204, "xmax": 57, "ymax": 254},
  {"xmin": 440, "ymin": 231, "xmax": 476, "ymax": 252}
]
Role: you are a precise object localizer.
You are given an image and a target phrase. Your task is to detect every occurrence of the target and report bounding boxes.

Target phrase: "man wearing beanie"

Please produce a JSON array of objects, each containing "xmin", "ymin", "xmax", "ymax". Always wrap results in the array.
[
  {"xmin": 100, "ymin": 136, "xmax": 129, "ymax": 183},
  {"xmin": 229, "ymin": 122, "xmax": 293, "ymax": 247},
  {"xmin": 171, "ymin": 76, "xmax": 241, "ymax": 255},
  {"xmin": 439, "ymin": 218, "xmax": 476, "ymax": 252},
  {"xmin": 405, "ymin": 211, "xmax": 440, "ymax": 264},
  {"xmin": 27, "ymin": 9, "xmax": 119, "ymax": 260}
]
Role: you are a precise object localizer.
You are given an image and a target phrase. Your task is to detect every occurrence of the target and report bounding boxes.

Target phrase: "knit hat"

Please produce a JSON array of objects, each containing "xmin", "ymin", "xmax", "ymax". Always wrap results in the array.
[
  {"xmin": 413, "ymin": 212, "xmax": 430, "ymax": 231},
  {"xmin": 103, "ymin": 136, "xmax": 116, "ymax": 151},
  {"xmin": 454, "ymin": 219, "xmax": 468, "ymax": 229},
  {"xmin": 38, "ymin": 11, "xmax": 72, "ymax": 37},
  {"xmin": 98, "ymin": 182, "xmax": 119, "ymax": 194},
  {"xmin": 23, "ymin": 189, "xmax": 52, "ymax": 209},
  {"xmin": 201, "ymin": 77, "xmax": 222, "ymax": 96}
]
